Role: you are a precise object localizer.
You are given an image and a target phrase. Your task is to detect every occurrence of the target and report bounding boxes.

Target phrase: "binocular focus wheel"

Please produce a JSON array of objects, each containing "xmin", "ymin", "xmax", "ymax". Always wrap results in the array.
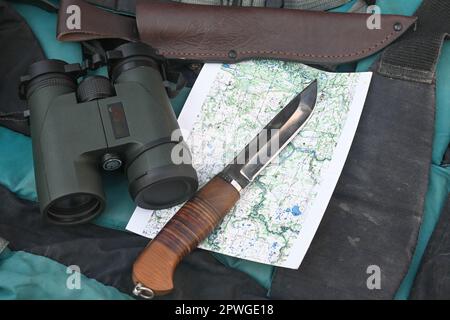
[{"xmin": 77, "ymin": 76, "xmax": 115, "ymax": 102}]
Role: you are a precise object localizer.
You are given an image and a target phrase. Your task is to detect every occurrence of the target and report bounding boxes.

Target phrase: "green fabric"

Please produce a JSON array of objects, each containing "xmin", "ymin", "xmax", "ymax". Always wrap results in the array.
[
  {"xmin": 92, "ymin": 173, "xmax": 136, "ymax": 230},
  {"xmin": 0, "ymin": 127, "xmax": 35, "ymax": 201},
  {"xmin": 11, "ymin": 2, "xmax": 82, "ymax": 63},
  {"xmin": 0, "ymin": 248, "xmax": 132, "ymax": 299},
  {"xmin": 213, "ymin": 253, "xmax": 274, "ymax": 291}
]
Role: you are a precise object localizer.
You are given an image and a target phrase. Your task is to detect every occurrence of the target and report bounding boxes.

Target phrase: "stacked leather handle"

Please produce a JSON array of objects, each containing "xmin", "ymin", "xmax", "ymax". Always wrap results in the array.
[{"xmin": 132, "ymin": 176, "xmax": 240, "ymax": 295}]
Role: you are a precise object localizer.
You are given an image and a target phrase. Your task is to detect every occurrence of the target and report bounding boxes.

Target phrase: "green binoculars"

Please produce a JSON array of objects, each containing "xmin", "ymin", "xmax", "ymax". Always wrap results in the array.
[{"xmin": 20, "ymin": 42, "xmax": 198, "ymax": 225}]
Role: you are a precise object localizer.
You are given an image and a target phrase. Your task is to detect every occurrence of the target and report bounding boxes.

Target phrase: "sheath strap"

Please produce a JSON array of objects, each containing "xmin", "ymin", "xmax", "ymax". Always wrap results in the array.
[
  {"xmin": 57, "ymin": 0, "xmax": 140, "ymax": 42},
  {"xmin": 378, "ymin": 0, "xmax": 450, "ymax": 83}
]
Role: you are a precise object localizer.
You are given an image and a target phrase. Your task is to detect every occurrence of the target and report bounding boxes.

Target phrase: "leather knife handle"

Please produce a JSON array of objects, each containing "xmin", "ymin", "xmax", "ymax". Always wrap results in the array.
[{"xmin": 132, "ymin": 176, "xmax": 240, "ymax": 296}]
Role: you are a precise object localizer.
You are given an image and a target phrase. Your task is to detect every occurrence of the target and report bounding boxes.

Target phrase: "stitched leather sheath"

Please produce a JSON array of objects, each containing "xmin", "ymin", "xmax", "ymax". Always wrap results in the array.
[{"xmin": 57, "ymin": 0, "xmax": 417, "ymax": 64}]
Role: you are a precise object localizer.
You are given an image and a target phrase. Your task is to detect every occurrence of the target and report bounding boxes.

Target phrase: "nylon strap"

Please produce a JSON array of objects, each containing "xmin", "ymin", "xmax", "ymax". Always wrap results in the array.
[
  {"xmin": 379, "ymin": 0, "xmax": 450, "ymax": 83},
  {"xmin": 170, "ymin": 0, "xmax": 351, "ymax": 10},
  {"xmin": 85, "ymin": 0, "xmax": 353, "ymax": 15},
  {"xmin": 86, "ymin": 0, "xmax": 136, "ymax": 14}
]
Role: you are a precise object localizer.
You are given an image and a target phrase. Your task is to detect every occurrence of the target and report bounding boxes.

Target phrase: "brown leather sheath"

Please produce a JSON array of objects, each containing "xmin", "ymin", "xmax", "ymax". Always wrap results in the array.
[
  {"xmin": 57, "ymin": 0, "xmax": 417, "ymax": 64},
  {"xmin": 57, "ymin": 0, "xmax": 139, "ymax": 42}
]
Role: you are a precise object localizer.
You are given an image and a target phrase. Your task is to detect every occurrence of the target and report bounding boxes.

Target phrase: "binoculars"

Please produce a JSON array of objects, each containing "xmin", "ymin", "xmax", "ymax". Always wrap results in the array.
[{"xmin": 20, "ymin": 42, "xmax": 198, "ymax": 225}]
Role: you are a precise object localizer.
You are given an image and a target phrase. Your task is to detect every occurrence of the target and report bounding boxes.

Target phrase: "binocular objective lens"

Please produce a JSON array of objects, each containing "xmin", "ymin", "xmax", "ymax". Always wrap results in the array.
[{"xmin": 46, "ymin": 194, "xmax": 102, "ymax": 225}]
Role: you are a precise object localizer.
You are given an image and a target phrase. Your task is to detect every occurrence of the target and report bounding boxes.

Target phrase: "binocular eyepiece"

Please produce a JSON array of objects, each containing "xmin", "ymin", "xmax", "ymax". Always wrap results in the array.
[{"xmin": 20, "ymin": 42, "xmax": 198, "ymax": 225}]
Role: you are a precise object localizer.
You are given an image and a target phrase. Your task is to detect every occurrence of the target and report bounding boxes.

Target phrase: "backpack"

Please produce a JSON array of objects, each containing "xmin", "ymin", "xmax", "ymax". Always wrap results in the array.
[{"xmin": 0, "ymin": 0, "xmax": 449, "ymax": 299}]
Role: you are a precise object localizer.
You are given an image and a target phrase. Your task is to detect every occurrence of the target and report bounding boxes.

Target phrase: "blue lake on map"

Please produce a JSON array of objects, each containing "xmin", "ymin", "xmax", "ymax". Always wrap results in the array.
[{"xmin": 286, "ymin": 205, "xmax": 302, "ymax": 216}]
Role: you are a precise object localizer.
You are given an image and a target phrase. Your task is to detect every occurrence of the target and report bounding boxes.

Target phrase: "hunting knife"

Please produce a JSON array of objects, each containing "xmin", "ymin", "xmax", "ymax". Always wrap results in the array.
[{"xmin": 132, "ymin": 80, "xmax": 318, "ymax": 299}]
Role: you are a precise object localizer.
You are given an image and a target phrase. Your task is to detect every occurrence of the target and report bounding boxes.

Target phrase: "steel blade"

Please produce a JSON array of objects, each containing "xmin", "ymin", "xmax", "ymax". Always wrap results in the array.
[{"xmin": 221, "ymin": 80, "xmax": 318, "ymax": 190}]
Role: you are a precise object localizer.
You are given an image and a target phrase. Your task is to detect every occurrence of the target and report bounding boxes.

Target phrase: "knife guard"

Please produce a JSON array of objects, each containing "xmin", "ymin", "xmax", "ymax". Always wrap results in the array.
[
  {"xmin": 136, "ymin": 1, "xmax": 417, "ymax": 64},
  {"xmin": 132, "ymin": 176, "xmax": 240, "ymax": 296}
]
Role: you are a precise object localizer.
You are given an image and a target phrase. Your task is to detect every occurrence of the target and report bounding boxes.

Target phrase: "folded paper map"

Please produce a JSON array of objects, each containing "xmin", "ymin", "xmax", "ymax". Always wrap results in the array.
[{"xmin": 127, "ymin": 61, "xmax": 372, "ymax": 268}]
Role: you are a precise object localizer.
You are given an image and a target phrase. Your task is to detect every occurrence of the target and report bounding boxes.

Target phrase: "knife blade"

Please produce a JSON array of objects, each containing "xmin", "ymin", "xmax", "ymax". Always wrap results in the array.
[
  {"xmin": 132, "ymin": 80, "xmax": 318, "ymax": 298},
  {"xmin": 221, "ymin": 80, "xmax": 318, "ymax": 191}
]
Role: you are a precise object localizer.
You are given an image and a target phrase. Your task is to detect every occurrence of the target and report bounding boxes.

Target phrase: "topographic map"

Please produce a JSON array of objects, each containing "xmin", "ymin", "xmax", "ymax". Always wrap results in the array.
[{"xmin": 127, "ymin": 61, "xmax": 372, "ymax": 268}]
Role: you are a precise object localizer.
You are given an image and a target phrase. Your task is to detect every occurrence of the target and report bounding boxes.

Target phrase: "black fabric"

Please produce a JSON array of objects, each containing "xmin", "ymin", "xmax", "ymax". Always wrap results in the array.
[
  {"xmin": 379, "ymin": 0, "xmax": 450, "ymax": 83},
  {"xmin": 264, "ymin": 1, "xmax": 446, "ymax": 298},
  {"xmin": 269, "ymin": 72, "xmax": 434, "ymax": 299},
  {"xmin": 410, "ymin": 197, "xmax": 450, "ymax": 299},
  {"xmin": 0, "ymin": 0, "xmax": 45, "ymax": 135},
  {"xmin": 0, "ymin": 184, "xmax": 266, "ymax": 299},
  {"xmin": 443, "ymin": 143, "xmax": 450, "ymax": 167}
]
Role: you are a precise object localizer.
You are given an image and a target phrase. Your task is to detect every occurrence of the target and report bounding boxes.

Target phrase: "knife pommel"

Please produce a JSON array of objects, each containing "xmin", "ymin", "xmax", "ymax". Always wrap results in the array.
[{"xmin": 132, "ymin": 176, "xmax": 240, "ymax": 297}]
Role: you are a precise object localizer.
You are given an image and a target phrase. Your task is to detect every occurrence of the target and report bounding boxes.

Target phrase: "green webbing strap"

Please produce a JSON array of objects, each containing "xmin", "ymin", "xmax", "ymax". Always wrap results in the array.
[{"xmin": 379, "ymin": 0, "xmax": 450, "ymax": 83}]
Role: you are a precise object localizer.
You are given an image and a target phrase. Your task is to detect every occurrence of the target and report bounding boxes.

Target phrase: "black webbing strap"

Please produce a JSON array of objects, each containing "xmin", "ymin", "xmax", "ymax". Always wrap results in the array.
[
  {"xmin": 170, "ymin": 0, "xmax": 351, "ymax": 10},
  {"xmin": 379, "ymin": 0, "xmax": 450, "ymax": 84}
]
